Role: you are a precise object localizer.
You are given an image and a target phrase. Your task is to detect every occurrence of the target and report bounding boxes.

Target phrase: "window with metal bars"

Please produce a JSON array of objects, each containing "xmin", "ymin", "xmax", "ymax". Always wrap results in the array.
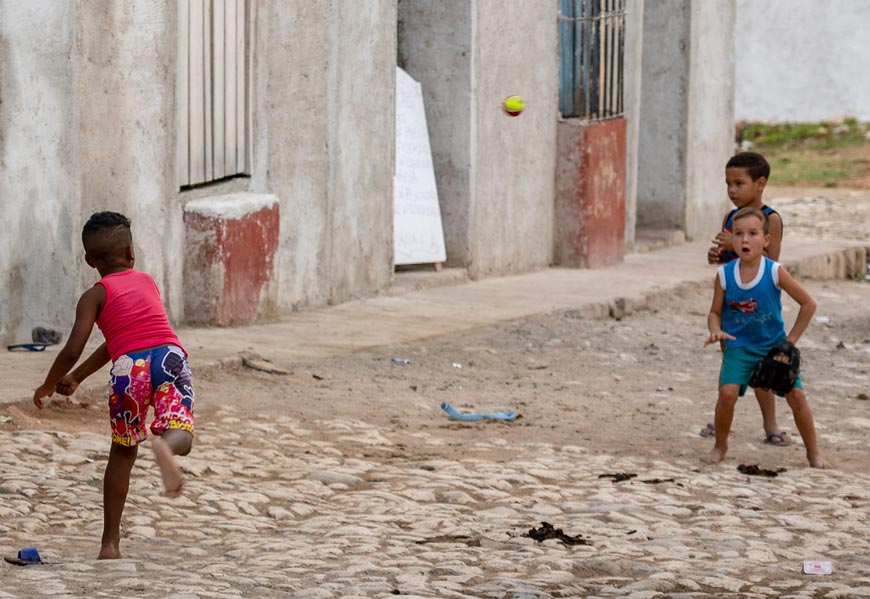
[{"xmin": 558, "ymin": 0, "xmax": 625, "ymax": 120}]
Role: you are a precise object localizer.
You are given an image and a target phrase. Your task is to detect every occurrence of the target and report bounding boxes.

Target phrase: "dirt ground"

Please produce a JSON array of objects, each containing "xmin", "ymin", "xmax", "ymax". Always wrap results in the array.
[
  {"xmin": 2, "ymin": 187, "xmax": 869, "ymax": 597},
  {"xmin": 3, "ymin": 186, "xmax": 869, "ymax": 481},
  {"xmin": 5, "ymin": 275, "xmax": 869, "ymax": 477}
]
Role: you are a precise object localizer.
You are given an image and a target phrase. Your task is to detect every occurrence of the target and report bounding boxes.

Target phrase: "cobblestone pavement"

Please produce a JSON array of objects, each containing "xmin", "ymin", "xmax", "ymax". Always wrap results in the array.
[
  {"xmin": 2, "ymin": 188, "xmax": 868, "ymax": 598},
  {"xmin": 3, "ymin": 402, "xmax": 870, "ymax": 599}
]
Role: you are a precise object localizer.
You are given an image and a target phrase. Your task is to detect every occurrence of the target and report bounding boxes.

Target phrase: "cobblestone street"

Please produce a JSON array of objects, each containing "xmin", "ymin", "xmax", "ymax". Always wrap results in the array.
[
  {"xmin": 3, "ymin": 400, "xmax": 870, "ymax": 599},
  {"xmin": 1, "ymin": 188, "xmax": 869, "ymax": 598}
]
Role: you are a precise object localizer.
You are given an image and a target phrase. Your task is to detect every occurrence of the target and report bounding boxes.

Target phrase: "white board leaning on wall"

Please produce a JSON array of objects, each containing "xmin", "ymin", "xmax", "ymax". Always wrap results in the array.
[{"xmin": 393, "ymin": 66, "xmax": 447, "ymax": 266}]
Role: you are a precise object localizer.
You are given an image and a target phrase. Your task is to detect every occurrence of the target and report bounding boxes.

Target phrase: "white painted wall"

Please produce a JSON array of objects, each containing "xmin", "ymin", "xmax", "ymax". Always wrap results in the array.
[{"xmin": 735, "ymin": 0, "xmax": 870, "ymax": 122}]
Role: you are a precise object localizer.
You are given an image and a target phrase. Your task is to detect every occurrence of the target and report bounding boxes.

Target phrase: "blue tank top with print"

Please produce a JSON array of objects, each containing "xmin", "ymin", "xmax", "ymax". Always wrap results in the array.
[
  {"xmin": 719, "ymin": 205, "xmax": 778, "ymax": 263},
  {"xmin": 718, "ymin": 256, "xmax": 785, "ymax": 348}
]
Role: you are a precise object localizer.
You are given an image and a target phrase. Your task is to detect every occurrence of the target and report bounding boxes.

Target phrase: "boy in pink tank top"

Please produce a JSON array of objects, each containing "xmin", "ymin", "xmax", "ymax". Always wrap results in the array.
[{"xmin": 32, "ymin": 211, "xmax": 195, "ymax": 559}]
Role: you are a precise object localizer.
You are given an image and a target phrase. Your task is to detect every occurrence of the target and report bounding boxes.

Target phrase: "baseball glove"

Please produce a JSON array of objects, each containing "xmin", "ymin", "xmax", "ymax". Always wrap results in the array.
[{"xmin": 749, "ymin": 341, "xmax": 801, "ymax": 396}]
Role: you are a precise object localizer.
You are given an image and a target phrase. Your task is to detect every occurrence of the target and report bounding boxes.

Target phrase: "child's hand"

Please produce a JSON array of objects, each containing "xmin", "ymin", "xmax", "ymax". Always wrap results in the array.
[
  {"xmin": 705, "ymin": 331, "xmax": 736, "ymax": 346},
  {"xmin": 707, "ymin": 245, "xmax": 722, "ymax": 264},
  {"xmin": 33, "ymin": 384, "xmax": 54, "ymax": 409},
  {"xmin": 713, "ymin": 230, "xmax": 733, "ymax": 252},
  {"xmin": 55, "ymin": 375, "xmax": 80, "ymax": 396}
]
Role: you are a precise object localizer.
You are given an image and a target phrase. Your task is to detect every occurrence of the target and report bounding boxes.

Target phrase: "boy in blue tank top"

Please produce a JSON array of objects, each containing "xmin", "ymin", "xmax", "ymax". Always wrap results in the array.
[
  {"xmin": 703, "ymin": 152, "xmax": 789, "ymax": 446},
  {"xmin": 702, "ymin": 208, "xmax": 829, "ymax": 469}
]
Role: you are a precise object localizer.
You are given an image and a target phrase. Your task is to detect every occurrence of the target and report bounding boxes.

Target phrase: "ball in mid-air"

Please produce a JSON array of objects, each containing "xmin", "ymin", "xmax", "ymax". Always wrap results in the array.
[{"xmin": 502, "ymin": 95, "xmax": 525, "ymax": 117}]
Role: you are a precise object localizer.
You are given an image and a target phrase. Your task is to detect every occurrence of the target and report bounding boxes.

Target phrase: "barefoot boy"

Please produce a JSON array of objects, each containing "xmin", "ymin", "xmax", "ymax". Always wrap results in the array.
[
  {"xmin": 704, "ymin": 152, "xmax": 789, "ymax": 446},
  {"xmin": 702, "ymin": 207, "xmax": 829, "ymax": 469},
  {"xmin": 32, "ymin": 211, "xmax": 195, "ymax": 558}
]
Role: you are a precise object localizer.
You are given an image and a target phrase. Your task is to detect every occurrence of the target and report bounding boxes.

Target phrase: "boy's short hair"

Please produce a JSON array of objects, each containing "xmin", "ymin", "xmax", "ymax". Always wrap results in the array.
[
  {"xmin": 732, "ymin": 207, "xmax": 769, "ymax": 234},
  {"xmin": 82, "ymin": 211, "xmax": 133, "ymax": 261},
  {"xmin": 726, "ymin": 152, "xmax": 770, "ymax": 181}
]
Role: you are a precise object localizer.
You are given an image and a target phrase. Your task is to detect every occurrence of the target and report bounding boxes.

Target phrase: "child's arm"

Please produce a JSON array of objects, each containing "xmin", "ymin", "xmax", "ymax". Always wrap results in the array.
[
  {"xmin": 55, "ymin": 343, "xmax": 110, "ymax": 396},
  {"xmin": 33, "ymin": 286, "xmax": 105, "ymax": 409},
  {"xmin": 765, "ymin": 212, "xmax": 783, "ymax": 261},
  {"xmin": 778, "ymin": 266, "xmax": 816, "ymax": 344},
  {"xmin": 705, "ymin": 274, "xmax": 737, "ymax": 346}
]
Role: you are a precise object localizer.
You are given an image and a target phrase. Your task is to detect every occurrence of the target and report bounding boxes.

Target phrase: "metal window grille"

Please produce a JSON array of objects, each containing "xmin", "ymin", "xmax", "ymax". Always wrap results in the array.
[
  {"xmin": 178, "ymin": 0, "xmax": 249, "ymax": 188},
  {"xmin": 558, "ymin": 0, "xmax": 625, "ymax": 120}
]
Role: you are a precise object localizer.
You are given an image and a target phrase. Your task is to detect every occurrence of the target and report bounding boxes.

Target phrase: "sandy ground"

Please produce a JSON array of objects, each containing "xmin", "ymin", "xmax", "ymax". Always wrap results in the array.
[
  {"xmin": 5, "ymin": 275, "xmax": 869, "ymax": 477},
  {"xmin": 1, "ymin": 187, "xmax": 868, "ymax": 597},
  {"xmin": 2, "ymin": 186, "xmax": 868, "ymax": 476}
]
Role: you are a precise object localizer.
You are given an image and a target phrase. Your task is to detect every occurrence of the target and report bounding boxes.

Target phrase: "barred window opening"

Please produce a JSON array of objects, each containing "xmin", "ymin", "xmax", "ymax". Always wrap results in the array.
[{"xmin": 558, "ymin": 0, "xmax": 625, "ymax": 120}]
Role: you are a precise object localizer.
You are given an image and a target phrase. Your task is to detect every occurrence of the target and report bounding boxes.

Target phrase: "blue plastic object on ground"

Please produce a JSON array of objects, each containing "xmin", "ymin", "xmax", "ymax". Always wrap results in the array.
[
  {"xmin": 4, "ymin": 547, "xmax": 42, "ymax": 566},
  {"xmin": 440, "ymin": 402, "xmax": 517, "ymax": 422},
  {"xmin": 18, "ymin": 548, "xmax": 41, "ymax": 563}
]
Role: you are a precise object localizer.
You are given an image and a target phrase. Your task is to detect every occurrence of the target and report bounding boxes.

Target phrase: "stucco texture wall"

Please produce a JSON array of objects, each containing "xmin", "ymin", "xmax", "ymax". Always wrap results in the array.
[
  {"xmin": 75, "ymin": 1, "xmax": 181, "ymax": 313},
  {"xmin": 622, "ymin": 0, "xmax": 644, "ymax": 248},
  {"xmin": 635, "ymin": 0, "xmax": 690, "ymax": 231},
  {"xmin": 685, "ymin": 0, "xmax": 735, "ymax": 241},
  {"xmin": 469, "ymin": 1, "xmax": 558, "ymax": 279},
  {"xmin": 735, "ymin": 0, "xmax": 870, "ymax": 122},
  {"xmin": 1, "ymin": 1, "xmax": 396, "ymax": 342},
  {"xmin": 0, "ymin": 1, "xmax": 179, "ymax": 344},
  {"xmin": 258, "ymin": 0, "xmax": 395, "ymax": 309},
  {"xmin": 636, "ymin": 0, "xmax": 734, "ymax": 240}
]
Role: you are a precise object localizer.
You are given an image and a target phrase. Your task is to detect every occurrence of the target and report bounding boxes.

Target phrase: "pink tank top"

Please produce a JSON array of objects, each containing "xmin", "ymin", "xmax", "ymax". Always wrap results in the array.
[{"xmin": 95, "ymin": 270, "xmax": 185, "ymax": 361}]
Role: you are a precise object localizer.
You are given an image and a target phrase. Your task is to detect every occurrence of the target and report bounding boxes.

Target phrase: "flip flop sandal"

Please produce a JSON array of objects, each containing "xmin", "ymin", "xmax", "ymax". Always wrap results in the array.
[
  {"xmin": 6, "ymin": 343, "xmax": 48, "ymax": 352},
  {"xmin": 764, "ymin": 431, "xmax": 792, "ymax": 447},
  {"xmin": 699, "ymin": 422, "xmax": 715, "ymax": 438},
  {"xmin": 440, "ymin": 402, "xmax": 518, "ymax": 421}
]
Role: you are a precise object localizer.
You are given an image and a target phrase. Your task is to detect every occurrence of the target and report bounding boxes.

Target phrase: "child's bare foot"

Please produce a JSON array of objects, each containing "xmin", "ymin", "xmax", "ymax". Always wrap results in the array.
[
  {"xmin": 151, "ymin": 436, "xmax": 184, "ymax": 497},
  {"xmin": 701, "ymin": 446, "xmax": 727, "ymax": 465},
  {"xmin": 808, "ymin": 454, "xmax": 832, "ymax": 469},
  {"xmin": 98, "ymin": 542, "xmax": 121, "ymax": 559}
]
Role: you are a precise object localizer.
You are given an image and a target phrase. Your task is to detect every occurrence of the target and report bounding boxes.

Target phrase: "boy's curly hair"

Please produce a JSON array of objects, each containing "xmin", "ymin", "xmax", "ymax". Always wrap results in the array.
[
  {"xmin": 726, "ymin": 152, "xmax": 770, "ymax": 181},
  {"xmin": 83, "ymin": 211, "xmax": 131, "ymax": 233},
  {"xmin": 82, "ymin": 212, "xmax": 133, "ymax": 261}
]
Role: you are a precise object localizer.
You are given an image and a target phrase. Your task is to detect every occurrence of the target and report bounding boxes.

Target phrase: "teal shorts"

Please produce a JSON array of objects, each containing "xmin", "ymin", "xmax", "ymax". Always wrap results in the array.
[{"xmin": 719, "ymin": 341, "xmax": 803, "ymax": 397}]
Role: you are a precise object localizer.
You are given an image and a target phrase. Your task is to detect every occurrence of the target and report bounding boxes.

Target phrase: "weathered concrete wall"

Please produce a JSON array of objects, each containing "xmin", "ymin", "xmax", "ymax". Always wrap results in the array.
[
  {"xmin": 622, "ymin": 0, "xmax": 644, "ymax": 248},
  {"xmin": 554, "ymin": 118, "xmax": 627, "ymax": 269},
  {"xmin": 0, "ymin": 1, "xmax": 178, "ymax": 344},
  {"xmin": 397, "ymin": 0, "xmax": 472, "ymax": 268},
  {"xmin": 636, "ymin": 0, "xmax": 690, "ymax": 231},
  {"xmin": 469, "ymin": 1, "xmax": 558, "ymax": 278},
  {"xmin": 258, "ymin": 0, "xmax": 394, "ymax": 309},
  {"xmin": 1, "ymin": 1, "xmax": 396, "ymax": 343},
  {"xmin": 183, "ymin": 194, "xmax": 279, "ymax": 325},
  {"xmin": 256, "ymin": 2, "xmax": 330, "ymax": 308},
  {"xmin": 636, "ymin": 0, "xmax": 734, "ymax": 240},
  {"xmin": 685, "ymin": 0, "xmax": 735, "ymax": 241},
  {"xmin": 74, "ymin": 1, "xmax": 181, "ymax": 312},
  {"xmin": 0, "ymin": 2, "xmax": 77, "ymax": 344},
  {"xmin": 735, "ymin": 0, "xmax": 870, "ymax": 122},
  {"xmin": 398, "ymin": 1, "xmax": 557, "ymax": 278},
  {"xmin": 325, "ymin": 1, "xmax": 396, "ymax": 302}
]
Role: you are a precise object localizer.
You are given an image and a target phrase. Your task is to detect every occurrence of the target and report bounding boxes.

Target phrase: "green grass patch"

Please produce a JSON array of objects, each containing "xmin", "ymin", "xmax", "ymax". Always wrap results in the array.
[
  {"xmin": 741, "ymin": 118, "xmax": 869, "ymax": 152},
  {"xmin": 769, "ymin": 155, "xmax": 849, "ymax": 187},
  {"xmin": 738, "ymin": 119, "xmax": 870, "ymax": 187}
]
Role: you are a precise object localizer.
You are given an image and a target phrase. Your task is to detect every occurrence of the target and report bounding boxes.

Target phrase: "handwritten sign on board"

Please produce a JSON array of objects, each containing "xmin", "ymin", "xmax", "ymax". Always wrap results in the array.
[{"xmin": 394, "ymin": 67, "xmax": 447, "ymax": 265}]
